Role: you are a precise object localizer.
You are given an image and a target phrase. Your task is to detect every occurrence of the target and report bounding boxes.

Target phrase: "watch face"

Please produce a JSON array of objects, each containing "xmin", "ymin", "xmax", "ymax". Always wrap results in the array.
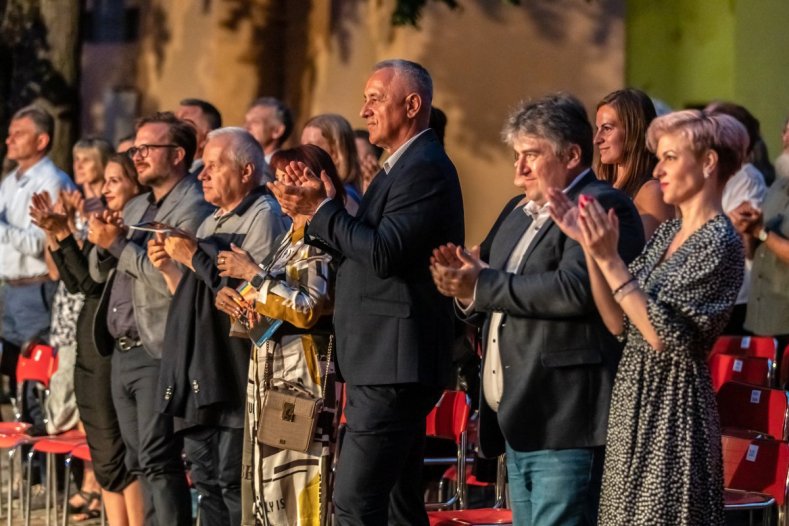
[{"xmin": 251, "ymin": 274, "xmax": 264, "ymax": 288}]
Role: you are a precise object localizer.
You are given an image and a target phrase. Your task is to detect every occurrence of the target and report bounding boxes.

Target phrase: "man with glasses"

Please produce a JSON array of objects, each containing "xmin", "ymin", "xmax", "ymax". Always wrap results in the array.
[{"xmin": 88, "ymin": 112, "xmax": 214, "ymax": 524}]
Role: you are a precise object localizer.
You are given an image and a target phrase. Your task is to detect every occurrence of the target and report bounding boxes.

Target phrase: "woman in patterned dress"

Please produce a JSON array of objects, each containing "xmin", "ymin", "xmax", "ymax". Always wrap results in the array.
[
  {"xmin": 549, "ymin": 110, "xmax": 749, "ymax": 524},
  {"xmin": 215, "ymin": 144, "xmax": 345, "ymax": 526}
]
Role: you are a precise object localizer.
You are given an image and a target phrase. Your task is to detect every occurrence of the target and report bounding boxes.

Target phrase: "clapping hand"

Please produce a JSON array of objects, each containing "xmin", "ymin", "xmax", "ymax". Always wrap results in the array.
[
  {"xmin": 215, "ymin": 286, "xmax": 248, "ymax": 318},
  {"xmin": 88, "ymin": 209, "xmax": 125, "ymax": 249},
  {"xmin": 429, "ymin": 243, "xmax": 486, "ymax": 305},
  {"xmin": 578, "ymin": 196, "xmax": 620, "ymax": 263},
  {"xmin": 359, "ymin": 154, "xmax": 380, "ymax": 193},
  {"xmin": 29, "ymin": 192, "xmax": 70, "ymax": 236},
  {"xmin": 547, "ymin": 188, "xmax": 582, "ymax": 242},
  {"xmin": 267, "ymin": 161, "xmax": 335, "ymax": 218}
]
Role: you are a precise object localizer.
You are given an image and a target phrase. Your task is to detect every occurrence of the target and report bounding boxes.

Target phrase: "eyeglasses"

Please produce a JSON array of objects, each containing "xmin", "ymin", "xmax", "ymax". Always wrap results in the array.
[{"xmin": 126, "ymin": 144, "xmax": 179, "ymax": 159}]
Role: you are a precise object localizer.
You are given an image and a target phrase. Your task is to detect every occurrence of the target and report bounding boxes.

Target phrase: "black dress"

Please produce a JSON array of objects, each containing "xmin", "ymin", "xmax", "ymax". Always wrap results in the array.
[
  {"xmin": 598, "ymin": 215, "xmax": 744, "ymax": 525},
  {"xmin": 50, "ymin": 235, "xmax": 135, "ymax": 492}
]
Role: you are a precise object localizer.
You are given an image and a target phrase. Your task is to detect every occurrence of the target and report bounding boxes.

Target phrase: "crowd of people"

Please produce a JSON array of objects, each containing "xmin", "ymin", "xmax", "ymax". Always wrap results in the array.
[{"xmin": 1, "ymin": 57, "xmax": 788, "ymax": 526}]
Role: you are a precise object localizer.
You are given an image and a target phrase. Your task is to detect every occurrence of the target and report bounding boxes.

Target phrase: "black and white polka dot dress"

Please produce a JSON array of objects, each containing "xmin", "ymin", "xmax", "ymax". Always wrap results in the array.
[{"xmin": 598, "ymin": 215, "xmax": 744, "ymax": 525}]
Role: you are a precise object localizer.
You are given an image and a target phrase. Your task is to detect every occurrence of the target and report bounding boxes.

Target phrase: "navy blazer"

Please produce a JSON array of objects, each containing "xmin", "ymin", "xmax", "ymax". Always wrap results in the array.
[
  {"xmin": 308, "ymin": 129, "xmax": 465, "ymax": 387},
  {"xmin": 474, "ymin": 172, "xmax": 645, "ymax": 456}
]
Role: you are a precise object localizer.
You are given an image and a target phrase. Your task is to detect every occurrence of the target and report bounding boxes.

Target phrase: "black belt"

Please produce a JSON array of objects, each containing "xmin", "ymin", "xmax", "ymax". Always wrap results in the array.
[{"xmin": 116, "ymin": 336, "xmax": 142, "ymax": 352}]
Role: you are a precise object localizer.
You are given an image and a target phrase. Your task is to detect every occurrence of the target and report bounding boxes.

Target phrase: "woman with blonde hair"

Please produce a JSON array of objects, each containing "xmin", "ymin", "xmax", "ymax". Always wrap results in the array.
[
  {"xmin": 550, "ymin": 110, "xmax": 748, "ymax": 524},
  {"xmin": 595, "ymin": 89, "xmax": 674, "ymax": 239},
  {"xmin": 301, "ymin": 113, "xmax": 363, "ymax": 213}
]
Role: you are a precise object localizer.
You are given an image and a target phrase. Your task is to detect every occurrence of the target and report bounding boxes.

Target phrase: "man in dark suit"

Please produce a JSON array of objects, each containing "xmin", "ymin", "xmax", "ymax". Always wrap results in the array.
[
  {"xmin": 269, "ymin": 59, "xmax": 465, "ymax": 525},
  {"xmin": 431, "ymin": 94, "xmax": 644, "ymax": 525}
]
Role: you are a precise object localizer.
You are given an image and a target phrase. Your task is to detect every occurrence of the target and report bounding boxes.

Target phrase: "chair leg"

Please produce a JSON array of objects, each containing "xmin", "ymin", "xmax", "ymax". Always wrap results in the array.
[
  {"xmin": 6, "ymin": 449, "xmax": 15, "ymax": 526},
  {"xmin": 62, "ymin": 455, "xmax": 72, "ymax": 526},
  {"xmin": 25, "ymin": 449, "xmax": 34, "ymax": 526}
]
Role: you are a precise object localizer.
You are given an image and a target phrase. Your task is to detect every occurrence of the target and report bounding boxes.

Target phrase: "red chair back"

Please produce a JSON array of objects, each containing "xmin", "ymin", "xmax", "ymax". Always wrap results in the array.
[
  {"xmin": 709, "ymin": 354, "xmax": 771, "ymax": 392},
  {"xmin": 16, "ymin": 344, "xmax": 58, "ymax": 388},
  {"xmin": 426, "ymin": 391, "xmax": 471, "ymax": 444},
  {"xmin": 712, "ymin": 336, "xmax": 779, "ymax": 360},
  {"xmin": 717, "ymin": 382, "xmax": 789, "ymax": 440},
  {"xmin": 723, "ymin": 434, "xmax": 789, "ymax": 506}
]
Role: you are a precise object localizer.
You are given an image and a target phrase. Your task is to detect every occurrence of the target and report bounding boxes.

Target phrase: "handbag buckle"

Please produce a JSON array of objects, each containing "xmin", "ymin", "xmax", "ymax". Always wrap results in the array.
[{"xmin": 282, "ymin": 402, "xmax": 296, "ymax": 422}]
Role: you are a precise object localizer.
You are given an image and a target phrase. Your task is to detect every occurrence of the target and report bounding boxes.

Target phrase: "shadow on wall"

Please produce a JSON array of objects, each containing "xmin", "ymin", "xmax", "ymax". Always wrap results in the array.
[
  {"xmin": 220, "ymin": 0, "xmax": 314, "ymax": 128},
  {"xmin": 0, "ymin": 0, "xmax": 79, "ymax": 172},
  {"xmin": 419, "ymin": 0, "xmax": 624, "ymax": 165}
]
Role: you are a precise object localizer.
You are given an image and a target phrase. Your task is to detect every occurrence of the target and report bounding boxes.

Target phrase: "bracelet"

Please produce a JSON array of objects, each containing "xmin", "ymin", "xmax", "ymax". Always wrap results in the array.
[
  {"xmin": 613, "ymin": 280, "xmax": 640, "ymax": 303},
  {"xmin": 611, "ymin": 278, "xmax": 636, "ymax": 297}
]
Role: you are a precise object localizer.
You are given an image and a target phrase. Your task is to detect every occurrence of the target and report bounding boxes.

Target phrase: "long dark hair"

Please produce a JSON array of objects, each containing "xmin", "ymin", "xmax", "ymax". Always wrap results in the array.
[{"xmin": 595, "ymin": 88, "xmax": 657, "ymax": 198}]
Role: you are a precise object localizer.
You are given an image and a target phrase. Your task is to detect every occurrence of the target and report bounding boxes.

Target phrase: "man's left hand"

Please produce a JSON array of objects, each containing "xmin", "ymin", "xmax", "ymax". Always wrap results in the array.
[{"xmin": 430, "ymin": 244, "xmax": 485, "ymax": 305}]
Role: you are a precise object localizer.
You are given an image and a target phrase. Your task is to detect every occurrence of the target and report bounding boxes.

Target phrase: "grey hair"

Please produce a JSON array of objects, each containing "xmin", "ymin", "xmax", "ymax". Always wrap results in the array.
[
  {"xmin": 73, "ymin": 137, "xmax": 113, "ymax": 169},
  {"xmin": 206, "ymin": 127, "xmax": 272, "ymax": 184},
  {"xmin": 501, "ymin": 93, "xmax": 594, "ymax": 166},
  {"xmin": 373, "ymin": 59, "xmax": 433, "ymax": 106},
  {"xmin": 12, "ymin": 105, "xmax": 55, "ymax": 151}
]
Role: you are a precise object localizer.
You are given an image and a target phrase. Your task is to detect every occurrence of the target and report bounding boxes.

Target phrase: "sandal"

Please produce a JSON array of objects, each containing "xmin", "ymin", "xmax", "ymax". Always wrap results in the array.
[
  {"xmin": 68, "ymin": 490, "xmax": 100, "ymax": 514},
  {"xmin": 72, "ymin": 507, "xmax": 101, "ymax": 523}
]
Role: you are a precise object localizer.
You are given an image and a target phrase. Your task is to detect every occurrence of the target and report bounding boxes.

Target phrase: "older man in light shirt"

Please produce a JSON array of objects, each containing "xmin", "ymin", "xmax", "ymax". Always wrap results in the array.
[{"xmin": 1, "ymin": 105, "xmax": 74, "ymax": 380}]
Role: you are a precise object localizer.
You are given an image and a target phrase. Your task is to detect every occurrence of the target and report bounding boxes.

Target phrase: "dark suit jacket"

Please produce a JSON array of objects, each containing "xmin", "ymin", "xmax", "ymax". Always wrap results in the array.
[
  {"xmin": 474, "ymin": 171, "xmax": 645, "ymax": 457},
  {"xmin": 308, "ymin": 129, "xmax": 464, "ymax": 387}
]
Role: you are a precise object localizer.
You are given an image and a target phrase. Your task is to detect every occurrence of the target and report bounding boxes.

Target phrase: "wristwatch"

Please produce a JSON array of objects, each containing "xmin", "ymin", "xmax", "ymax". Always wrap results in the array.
[
  {"xmin": 757, "ymin": 228, "xmax": 769, "ymax": 242},
  {"xmin": 250, "ymin": 272, "xmax": 267, "ymax": 290}
]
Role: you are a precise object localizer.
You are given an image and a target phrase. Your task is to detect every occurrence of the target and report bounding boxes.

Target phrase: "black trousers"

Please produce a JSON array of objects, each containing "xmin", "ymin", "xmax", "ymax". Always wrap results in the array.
[
  {"xmin": 111, "ymin": 346, "xmax": 191, "ymax": 525},
  {"xmin": 333, "ymin": 383, "xmax": 442, "ymax": 526},
  {"xmin": 183, "ymin": 426, "xmax": 243, "ymax": 526}
]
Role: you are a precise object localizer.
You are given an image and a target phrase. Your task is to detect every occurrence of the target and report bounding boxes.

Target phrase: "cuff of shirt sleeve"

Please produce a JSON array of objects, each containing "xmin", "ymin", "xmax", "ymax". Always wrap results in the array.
[{"xmin": 107, "ymin": 236, "xmax": 128, "ymax": 259}]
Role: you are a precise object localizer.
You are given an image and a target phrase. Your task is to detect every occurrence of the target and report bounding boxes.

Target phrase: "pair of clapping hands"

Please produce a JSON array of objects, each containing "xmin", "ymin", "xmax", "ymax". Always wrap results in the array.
[
  {"xmin": 29, "ymin": 190, "xmax": 91, "ymax": 239},
  {"xmin": 266, "ymin": 160, "xmax": 335, "ymax": 218},
  {"xmin": 429, "ymin": 189, "xmax": 621, "ymax": 302}
]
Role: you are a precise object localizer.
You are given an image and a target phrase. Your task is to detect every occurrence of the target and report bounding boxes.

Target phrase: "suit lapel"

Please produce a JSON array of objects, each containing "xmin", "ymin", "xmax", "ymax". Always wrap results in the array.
[
  {"xmin": 154, "ymin": 175, "xmax": 191, "ymax": 223},
  {"xmin": 490, "ymin": 207, "xmax": 531, "ymax": 269},
  {"xmin": 517, "ymin": 219, "xmax": 555, "ymax": 272}
]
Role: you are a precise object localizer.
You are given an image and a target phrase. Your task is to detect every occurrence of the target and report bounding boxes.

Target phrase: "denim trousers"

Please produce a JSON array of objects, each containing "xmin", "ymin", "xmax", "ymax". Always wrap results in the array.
[{"xmin": 505, "ymin": 443, "xmax": 604, "ymax": 526}]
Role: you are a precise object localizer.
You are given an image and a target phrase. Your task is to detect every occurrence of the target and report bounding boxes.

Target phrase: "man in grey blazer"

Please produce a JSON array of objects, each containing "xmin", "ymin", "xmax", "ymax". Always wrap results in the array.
[
  {"xmin": 89, "ymin": 112, "xmax": 214, "ymax": 524},
  {"xmin": 432, "ymin": 94, "xmax": 644, "ymax": 526}
]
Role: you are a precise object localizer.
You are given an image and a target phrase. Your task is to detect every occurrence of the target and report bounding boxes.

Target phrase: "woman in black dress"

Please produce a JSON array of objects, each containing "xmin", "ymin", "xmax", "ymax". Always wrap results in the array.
[
  {"xmin": 31, "ymin": 153, "xmax": 146, "ymax": 525},
  {"xmin": 550, "ymin": 110, "xmax": 749, "ymax": 524}
]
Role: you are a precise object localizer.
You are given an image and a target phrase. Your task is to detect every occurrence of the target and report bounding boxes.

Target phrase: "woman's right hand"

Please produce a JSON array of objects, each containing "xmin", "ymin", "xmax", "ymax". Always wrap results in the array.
[
  {"xmin": 579, "ymin": 197, "xmax": 621, "ymax": 264},
  {"xmin": 215, "ymin": 286, "xmax": 248, "ymax": 318}
]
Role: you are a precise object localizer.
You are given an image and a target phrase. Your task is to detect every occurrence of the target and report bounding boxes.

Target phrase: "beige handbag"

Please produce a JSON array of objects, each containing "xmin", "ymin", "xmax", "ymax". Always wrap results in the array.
[{"xmin": 257, "ymin": 337, "xmax": 332, "ymax": 453}]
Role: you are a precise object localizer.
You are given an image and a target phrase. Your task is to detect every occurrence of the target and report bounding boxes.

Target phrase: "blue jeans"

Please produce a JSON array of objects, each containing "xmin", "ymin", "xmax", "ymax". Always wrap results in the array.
[{"xmin": 505, "ymin": 444, "xmax": 603, "ymax": 526}]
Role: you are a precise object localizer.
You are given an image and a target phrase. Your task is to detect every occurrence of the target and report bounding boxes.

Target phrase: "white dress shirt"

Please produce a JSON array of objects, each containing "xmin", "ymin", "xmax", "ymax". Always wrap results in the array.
[{"xmin": 0, "ymin": 157, "xmax": 75, "ymax": 280}]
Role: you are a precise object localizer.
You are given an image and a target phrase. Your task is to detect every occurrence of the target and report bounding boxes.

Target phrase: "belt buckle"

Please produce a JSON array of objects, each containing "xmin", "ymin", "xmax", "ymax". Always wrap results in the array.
[{"xmin": 117, "ymin": 336, "xmax": 137, "ymax": 352}]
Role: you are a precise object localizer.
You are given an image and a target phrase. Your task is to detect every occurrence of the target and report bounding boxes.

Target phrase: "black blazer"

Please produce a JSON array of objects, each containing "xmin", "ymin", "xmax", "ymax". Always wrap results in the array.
[
  {"xmin": 308, "ymin": 130, "xmax": 465, "ymax": 387},
  {"xmin": 474, "ymin": 172, "xmax": 645, "ymax": 457}
]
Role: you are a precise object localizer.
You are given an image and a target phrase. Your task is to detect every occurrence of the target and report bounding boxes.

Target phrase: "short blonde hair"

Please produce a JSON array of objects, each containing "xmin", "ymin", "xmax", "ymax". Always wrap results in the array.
[{"xmin": 646, "ymin": 110, "xmax": 748, "ymax": 183}]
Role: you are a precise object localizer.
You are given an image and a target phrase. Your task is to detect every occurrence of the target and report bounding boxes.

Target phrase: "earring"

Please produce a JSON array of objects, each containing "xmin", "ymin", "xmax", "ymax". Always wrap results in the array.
[{"xmin": 703, "ymin": 170, "xmax": 711, "ymax": 179}]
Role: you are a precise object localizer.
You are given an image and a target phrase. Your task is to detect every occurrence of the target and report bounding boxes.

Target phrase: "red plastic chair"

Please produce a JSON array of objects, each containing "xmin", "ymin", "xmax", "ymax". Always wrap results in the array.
[
  {"xmin": 424, "ymin": 391, "xmax": 471, "ymax": 511},
  {"xmin": 0, "ymin": 343, "xmax": 59, "ymax": 526},
  {"xmin": 722, "ymin": 434, "xmax": 789, "ymax": 525},
  {"xmin": 717, "ymin": 382, "xmax": 789, "ymax": 440},
  {"xmin": 709, "ymin": 354, "xmax": 772, "ymax": 392},
  {"xmin": 428, "ymin": 508, "xmax": 513, "ymax": 526},
  {"xmin": 711, "ymin": 336, "xmax": 779, "ymax": 386}
]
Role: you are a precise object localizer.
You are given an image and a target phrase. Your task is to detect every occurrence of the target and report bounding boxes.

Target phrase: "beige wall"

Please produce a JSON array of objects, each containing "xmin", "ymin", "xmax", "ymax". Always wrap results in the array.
[{"xmin": 83, "ymin": 0, "xmax": 625, "ymax": 243}]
